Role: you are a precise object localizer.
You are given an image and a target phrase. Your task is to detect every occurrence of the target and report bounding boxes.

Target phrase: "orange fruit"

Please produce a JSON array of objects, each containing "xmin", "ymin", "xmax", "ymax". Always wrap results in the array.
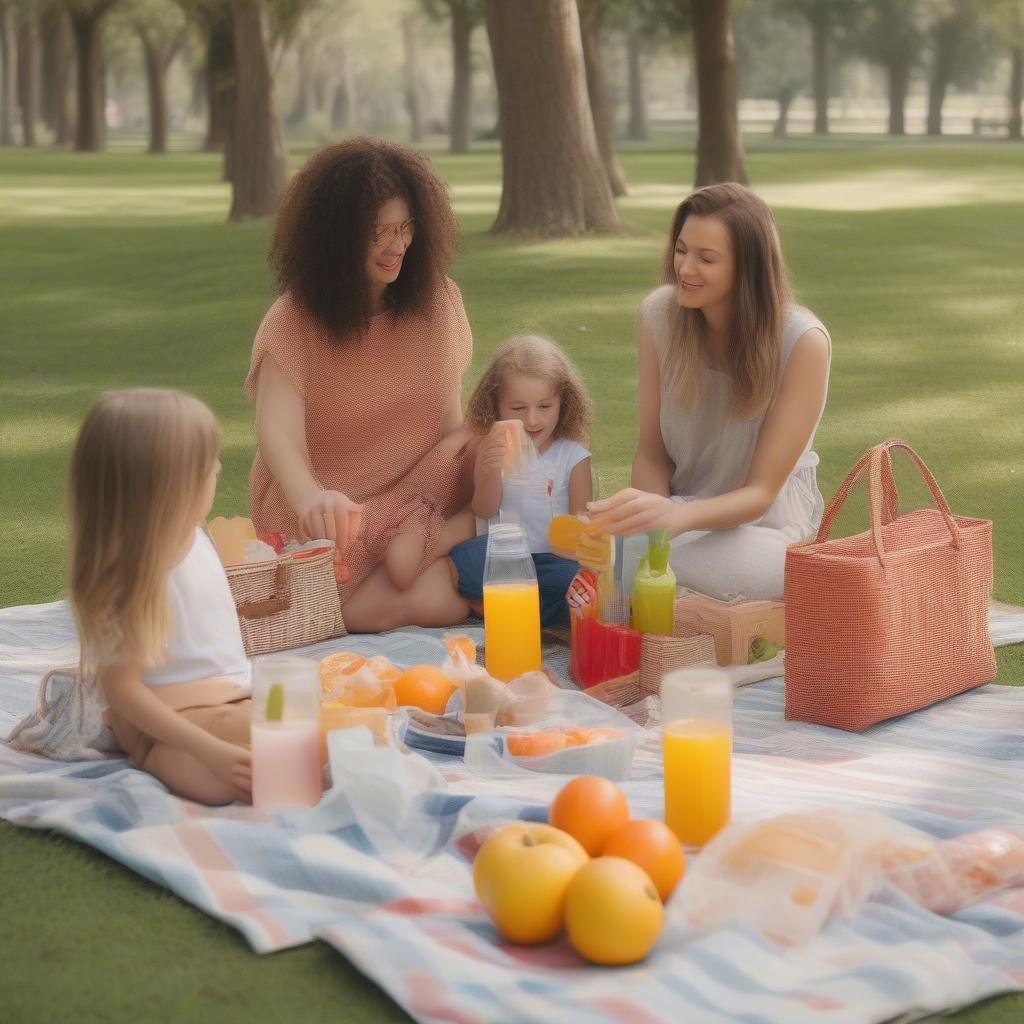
[
  {"xmin": 601, "ymin": 819, "xmax": 686, "ymax": 901},
  {"xmin": 366, "ymin": 655, "xmax": 401, "ymax": 684},
  {"xmin": 507, "ymin": 731, "xmax": 568, "ymax": 757},
  {"xmin": 393, "ymin": 664, "xmax": 456, "ymax": 715},
  {"xmin": 549, "ymin": 776, "xmax": 630, "ymax": 856},
  {"xmin": 443, "ymin": 633, "xmax": 477, "ymax": 665},
  {"xmin": 318, "ymin": 652, "xmax": 367, "ymax": 695}
]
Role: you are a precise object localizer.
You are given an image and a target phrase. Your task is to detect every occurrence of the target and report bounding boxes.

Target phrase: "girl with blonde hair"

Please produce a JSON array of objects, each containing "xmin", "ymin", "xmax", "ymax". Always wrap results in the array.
[
  {"xmin": 448, "ymin": 334, "xmax": 594, "ymax": 626},
  {"xmin": 586, "ymin": 183, "xmax": 831, "ymax": 601},
  {"xmin": 67, "ymin": 388, "xmax": 252, "ymax": 804}
]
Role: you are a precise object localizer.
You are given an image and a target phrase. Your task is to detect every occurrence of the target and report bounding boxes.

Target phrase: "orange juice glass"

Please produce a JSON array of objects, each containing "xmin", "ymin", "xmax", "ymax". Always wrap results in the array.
[
  {"xmin": 661, "ymin": 667, "xmax": 732, "ymax": 847},
  {"xmin": 483, "ymin": 582, "xmax": 541, "ymax": 681},
  {"xmin": 483, "ymin": 524, "xmax": 541, "ymax": 682}
]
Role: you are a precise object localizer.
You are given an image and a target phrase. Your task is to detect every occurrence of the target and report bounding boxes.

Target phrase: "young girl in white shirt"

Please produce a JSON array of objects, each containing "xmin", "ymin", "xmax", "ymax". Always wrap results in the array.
[
  {"xmin": 68, "ymin": 388, "xmax": 252, "ymax": 804},
  {"xmin": 448, "ymin": 335, "xmax": 594, "ymax": 627}
]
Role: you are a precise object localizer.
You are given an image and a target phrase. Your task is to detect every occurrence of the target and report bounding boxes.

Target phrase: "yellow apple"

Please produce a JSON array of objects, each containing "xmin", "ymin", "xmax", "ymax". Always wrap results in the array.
[
  {"xmin": 564, "ymin": 856, "xmax": 664, "ymax": 964},
  {"xmin": 472, "ymin": 823, "xmax": 589, "ymax": 944}
]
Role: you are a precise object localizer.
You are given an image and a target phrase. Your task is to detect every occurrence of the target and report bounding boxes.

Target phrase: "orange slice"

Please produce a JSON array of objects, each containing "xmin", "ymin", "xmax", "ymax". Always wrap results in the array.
[{"xmin": 548, "ymin": 515, "xmax": 589, "ymax": 558}]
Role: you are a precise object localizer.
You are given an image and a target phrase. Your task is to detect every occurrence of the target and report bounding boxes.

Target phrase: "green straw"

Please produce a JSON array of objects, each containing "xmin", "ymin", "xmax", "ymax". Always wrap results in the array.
[
  {"xmin": 647, "ymin": 529, "xmax": 670, "ymax": 575},
  {"xmin": 265, "ymin": 681, "xmax": 285, "ymax": 722}
]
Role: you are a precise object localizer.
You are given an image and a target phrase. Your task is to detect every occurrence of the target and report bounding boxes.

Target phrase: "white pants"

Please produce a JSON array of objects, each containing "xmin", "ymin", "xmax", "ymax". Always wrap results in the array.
[{"xmin": 624, "ymin": 526, "xmax": 794, "ymax": 602}]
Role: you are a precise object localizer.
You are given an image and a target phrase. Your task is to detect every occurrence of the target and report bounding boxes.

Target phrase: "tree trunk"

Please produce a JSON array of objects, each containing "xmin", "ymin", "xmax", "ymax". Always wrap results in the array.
[
  {"xmin": 70, "ymin": 7, "xmax": 109, "ymax": 152},
  {"xmin": 1009, "ymin": 45, "xmax": 1022, "ymax": 141},
  {"xmin": 449, "ymin": 0, "xmax": 473, "ymax": 153},
  {"xmin": 577, "ymin": 0, "xmax": 627, "ymax": 196},
  {"xmin": 286, "ymin": 33, "xmax": 313, "ymax": 126},
  {"xmin": 690, "ymin": 0, "xmax": 746, "ymax": 186},
  {"xmin": 228, "ymin": 0, "xmax": 287, "ymax": 221},
  {"xmin": 485, "ymin": 0, "xmax": 621, "ymax": 236},
  {"xmin": 330, "ymin": 45, "xmax": 356, "ymax": 133},
  {"xmin": 39, "ymin": 8, "xmax": 59, "ymax": 130},
  {"xmin": 203, "ymin": 15, "xmax": 234, "ymax": 159},
  {"xmin": 926, "ymin": 24, "xmax": 955, "ymax": 136},
  {"xmin": 887, "ymin": 53, "xmax": 910, "ymax": 135},
  {"xmin": 51, "ymin": 12, "xmax": 74, "ymax": 146},
  {"xmin": 139, "ymin": 31, "xmax": 170, "ymax": 154},
  {"xmin": 402, "ymin": 13, "xmax": 423, "ymax": 142},
  {"xmin": 810, "ymin": 12, "xmax": 828, "ymax": 134},
  {"xmin": 773, "ymin": 84, "xmax": 795, "ymax": 138},
  {"xmin": 626, "ymin": 27, "xmax": 647, "ymax": 140},
  {"xmin": 0, "ymin": 1, "xmax": 14, "ymax": 146},
  {"xmin": 17, "ymin": 13, "xmax": 38, "ymax": 146}
]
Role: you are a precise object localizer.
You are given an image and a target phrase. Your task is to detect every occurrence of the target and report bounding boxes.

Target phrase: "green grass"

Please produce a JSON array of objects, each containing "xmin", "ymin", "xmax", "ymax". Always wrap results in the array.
[{"xmin": 1, "ymin": 133, "xmax": 1023, "ymax": 1022}]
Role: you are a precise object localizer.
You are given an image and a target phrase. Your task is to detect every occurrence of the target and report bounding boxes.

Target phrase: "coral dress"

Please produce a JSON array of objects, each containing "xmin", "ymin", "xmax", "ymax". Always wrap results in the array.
[{"xmin": 245, "ymin": 278, "xmax": 475, "ymax": 601}]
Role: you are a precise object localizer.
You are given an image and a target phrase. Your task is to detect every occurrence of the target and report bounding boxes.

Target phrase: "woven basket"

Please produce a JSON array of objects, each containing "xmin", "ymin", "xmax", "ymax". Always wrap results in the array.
[
  {"xmin": 225, "ymin": 548, "xmax": 346, "ymax": 657},
  {"xmin": 639, "ymin": 633, "xmax": 718, "ymax": 696},
  {"xmin": 785, "ymin": 439, "xmax": 995, "ymax": 731}
]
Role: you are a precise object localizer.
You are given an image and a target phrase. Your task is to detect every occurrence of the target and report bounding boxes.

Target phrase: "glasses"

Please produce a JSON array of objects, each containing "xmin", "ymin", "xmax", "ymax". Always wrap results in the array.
[{"xmin": 372, "ymin": 218, "xmax": 415, "ymax": 248}]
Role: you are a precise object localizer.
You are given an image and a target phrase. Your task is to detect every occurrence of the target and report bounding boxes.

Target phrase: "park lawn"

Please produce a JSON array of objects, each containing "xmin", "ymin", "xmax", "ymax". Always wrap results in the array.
[{"xmin": 1, "ymin": 134, "xmax": 1022, "ymax": 1023}]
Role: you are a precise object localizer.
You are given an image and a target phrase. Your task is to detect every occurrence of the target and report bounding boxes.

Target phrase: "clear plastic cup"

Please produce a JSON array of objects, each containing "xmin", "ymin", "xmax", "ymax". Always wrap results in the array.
[
  {"xmin": 251, "ymin": 657, "xmax": 323, "ymax": 809},
  {"xmin": 661, "ymin": 666, "xmax": 732, "ymax": 847}
]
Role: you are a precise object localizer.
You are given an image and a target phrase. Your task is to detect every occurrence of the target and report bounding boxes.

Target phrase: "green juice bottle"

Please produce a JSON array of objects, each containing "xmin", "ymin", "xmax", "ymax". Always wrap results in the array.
[{"xmin": 631, "ymin": 530, "xmax": 676, "ymax": 636}]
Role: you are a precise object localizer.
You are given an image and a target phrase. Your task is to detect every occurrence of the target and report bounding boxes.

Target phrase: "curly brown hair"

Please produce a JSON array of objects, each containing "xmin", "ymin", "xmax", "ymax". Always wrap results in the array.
[
  {"xmin": 466, "ymin": 335, "xmax": 594, "ymax": 446},
  {"xmin": 269, "ymin": 138, "xmax": 458, "ymax": 340}
]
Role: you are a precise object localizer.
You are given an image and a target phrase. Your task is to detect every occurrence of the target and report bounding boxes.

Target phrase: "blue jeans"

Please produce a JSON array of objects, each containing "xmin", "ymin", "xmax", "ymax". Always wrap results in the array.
[{"xmin": 448, "ymin": 534, "xmax": 578, "ymax": 628}]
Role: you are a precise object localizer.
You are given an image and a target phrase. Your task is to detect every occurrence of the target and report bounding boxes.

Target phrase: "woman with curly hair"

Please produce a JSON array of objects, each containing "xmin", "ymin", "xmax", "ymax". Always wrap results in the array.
[
  {"xmin": 583, "ymin": 183, "xmax": 831, "ymax": 602},
  {"xmin": 446, "ymin": 334, "xmax": 594, "ymax": 627},
  {"xmin": 245, "ymin": 139, "xmax": 477, "ymax": 631}
]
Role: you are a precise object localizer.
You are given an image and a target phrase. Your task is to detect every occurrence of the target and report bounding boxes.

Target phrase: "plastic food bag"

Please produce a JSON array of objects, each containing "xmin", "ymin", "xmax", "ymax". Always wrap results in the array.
[
  {"xmin": 674, "ymin": 809, "xmax": 1024, "ymax": 945},
  {"xmin": 463, "ymin": 678, "xmax": 644, "ymax": 782}
]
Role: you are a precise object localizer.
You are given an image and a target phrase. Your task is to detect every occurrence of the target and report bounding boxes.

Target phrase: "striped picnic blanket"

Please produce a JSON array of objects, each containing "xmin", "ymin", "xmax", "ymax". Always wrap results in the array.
[{"xmin": 2, "ymin": 599, "xmax": 1024, "ymax": 1024}]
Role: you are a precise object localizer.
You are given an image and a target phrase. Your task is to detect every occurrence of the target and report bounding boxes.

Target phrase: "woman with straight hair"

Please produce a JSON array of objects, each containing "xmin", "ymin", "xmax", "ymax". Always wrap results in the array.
[{"xmin": 586, "ymin": 183, "xmax": 831, "ymax": 601}]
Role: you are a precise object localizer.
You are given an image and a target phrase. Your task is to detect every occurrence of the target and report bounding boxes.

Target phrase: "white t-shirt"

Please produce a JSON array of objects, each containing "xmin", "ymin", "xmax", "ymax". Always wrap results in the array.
[
  {"xmin": 489, "ymin": 438, "xmax": 591, "ymax": 554},
  {"xmin": 142, "ymin": 528, "xmax": 251, "ymax": 689}
]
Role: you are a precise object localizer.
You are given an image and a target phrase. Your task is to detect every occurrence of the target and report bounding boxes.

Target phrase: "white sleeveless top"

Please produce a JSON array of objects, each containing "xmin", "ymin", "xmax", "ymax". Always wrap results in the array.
[
  {"xmin": 142, "ymin": 528, "xmax": 251, "ymax": 689},
  {"xmin": 643, "ymin": 284, "xmax": 831, "ymax": 541}
]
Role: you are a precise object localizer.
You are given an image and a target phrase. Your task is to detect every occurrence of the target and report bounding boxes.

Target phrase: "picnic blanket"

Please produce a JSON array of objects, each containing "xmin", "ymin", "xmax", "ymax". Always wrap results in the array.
[{"xmin": 2, "ymin": 599, "xmax": 1024, "ymax": 1024}]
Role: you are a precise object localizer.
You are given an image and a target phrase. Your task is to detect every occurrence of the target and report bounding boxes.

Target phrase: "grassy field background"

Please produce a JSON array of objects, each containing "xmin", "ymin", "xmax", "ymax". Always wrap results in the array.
[{"xmin": 1, "ymin": 133, "xmax": 1022, "ymax": 1022}]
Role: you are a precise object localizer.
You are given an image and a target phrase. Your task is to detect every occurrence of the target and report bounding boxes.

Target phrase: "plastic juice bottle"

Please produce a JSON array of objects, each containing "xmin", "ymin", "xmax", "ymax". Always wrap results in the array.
[
  {"xmin": 631, "ymin": 529, "xmax": 676, "ymax": 636},
  {"xmin": 483, "ymin": 524, "xmax": 541, "ymax": 682},
  {"xmin": 251, "ymin": 657, "xmax": 323, "ymax": 810},
  {"xmin": 661, "ymin": 667, "xmax": 732, "ymax": 846}
]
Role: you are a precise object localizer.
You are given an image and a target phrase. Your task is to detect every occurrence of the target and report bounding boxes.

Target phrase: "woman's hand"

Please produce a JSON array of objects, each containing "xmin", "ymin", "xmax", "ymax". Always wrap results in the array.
[
  {"xmin": 299, "ymin": 490, "xmax": 363, "ymax": 583},
  {"xmin": 201, "ymin": 738, "xmax": 252, "ymax": 802},
  {"xmin": 587, "ymin": 488, "xmax": 687, "ymax": 537}
]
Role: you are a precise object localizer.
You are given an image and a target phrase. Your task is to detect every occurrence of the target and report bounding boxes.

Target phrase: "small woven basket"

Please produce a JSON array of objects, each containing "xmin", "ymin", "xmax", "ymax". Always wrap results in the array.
[
  {"xmin": 639, "ymin": 633, "xmax": 718, "ymax": 696},
  {"xmin": 225, "ymin": 549, "xmax": 346, "ymax": 657}
]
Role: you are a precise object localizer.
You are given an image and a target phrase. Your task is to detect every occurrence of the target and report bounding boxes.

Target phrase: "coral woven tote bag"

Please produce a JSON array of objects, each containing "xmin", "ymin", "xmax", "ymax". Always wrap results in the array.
[{"xmin": 784, "ymin": 439, "xmax": 995, "ymax": 731}]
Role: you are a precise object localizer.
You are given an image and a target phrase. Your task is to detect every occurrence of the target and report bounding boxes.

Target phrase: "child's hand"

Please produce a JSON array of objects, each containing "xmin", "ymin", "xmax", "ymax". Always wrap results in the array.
[
  {"xmin": 477, "ymin": 424, "xmax": 508, "ymax": 476},
  {"xmin": 203, "ymin": 739, "xmax": 252, "ymax": 802}
]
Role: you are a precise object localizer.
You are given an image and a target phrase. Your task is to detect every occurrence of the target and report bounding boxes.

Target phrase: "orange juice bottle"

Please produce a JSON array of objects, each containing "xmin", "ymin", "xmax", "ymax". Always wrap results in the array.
[
  {"xmin": 483, "ymin": 524, "xmax": 541, "ymax": 681},
  {"xmin": 661, "ymin": 667, "xmax": 732, "ymax": 846}
]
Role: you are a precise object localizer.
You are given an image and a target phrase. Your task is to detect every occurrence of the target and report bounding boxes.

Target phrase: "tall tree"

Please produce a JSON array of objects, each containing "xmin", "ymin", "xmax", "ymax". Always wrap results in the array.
[
  {"xmin": 925, "ymin": 0, "xmax": 993, "ymax": 135},
  {"xmin": 577, "ymin": 0, "xmax": 627, "ymax": 196},
  {"xmin": 400, "ymin": 10, "xmax": 423, "ymax": 141},
  {"xmin": 625, "ymin": 20, "xmax": 647, "ymax": 140},
  {"xmin": 486, "ymin": 0, "xmax": 621, "ymax": 236},
  {"xmin": 137, "ymin": 25, "xmax": 186, "ymax": 152},
  {"xmin": 228, "ymin": 0, "xmax": 287, "ymax": 220},
  {"xmin": 734, "ymin": 2, "xmax": 807, "ymax": 139},
  {"xmin": 690, "ymin": 0, "xmax": 746, "ymax": 185},
  {"xmin": 69, "ymin": 0, "xmax": 117, "ymax": 151},
  {"xmin": 422, "ymin": 0, "xmax": 484, "ymax": 153},
  {"xmin": 0, "ymin": 1, "xmax": 14, "ymax": 145},
  {"xmin": 854, "ymin": 0, "xmax": 925, "ymax": 135},
  {"xmin": 990, "ymin": 0, "xmax": 1024, "ymax": 139},
  {"xmin": 39, "ymin": 8, "xmax": 75, "ymax": 143},
  {"xmin": 16, "ymin": 6, "xmax": 37, "ymax": 145}
]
